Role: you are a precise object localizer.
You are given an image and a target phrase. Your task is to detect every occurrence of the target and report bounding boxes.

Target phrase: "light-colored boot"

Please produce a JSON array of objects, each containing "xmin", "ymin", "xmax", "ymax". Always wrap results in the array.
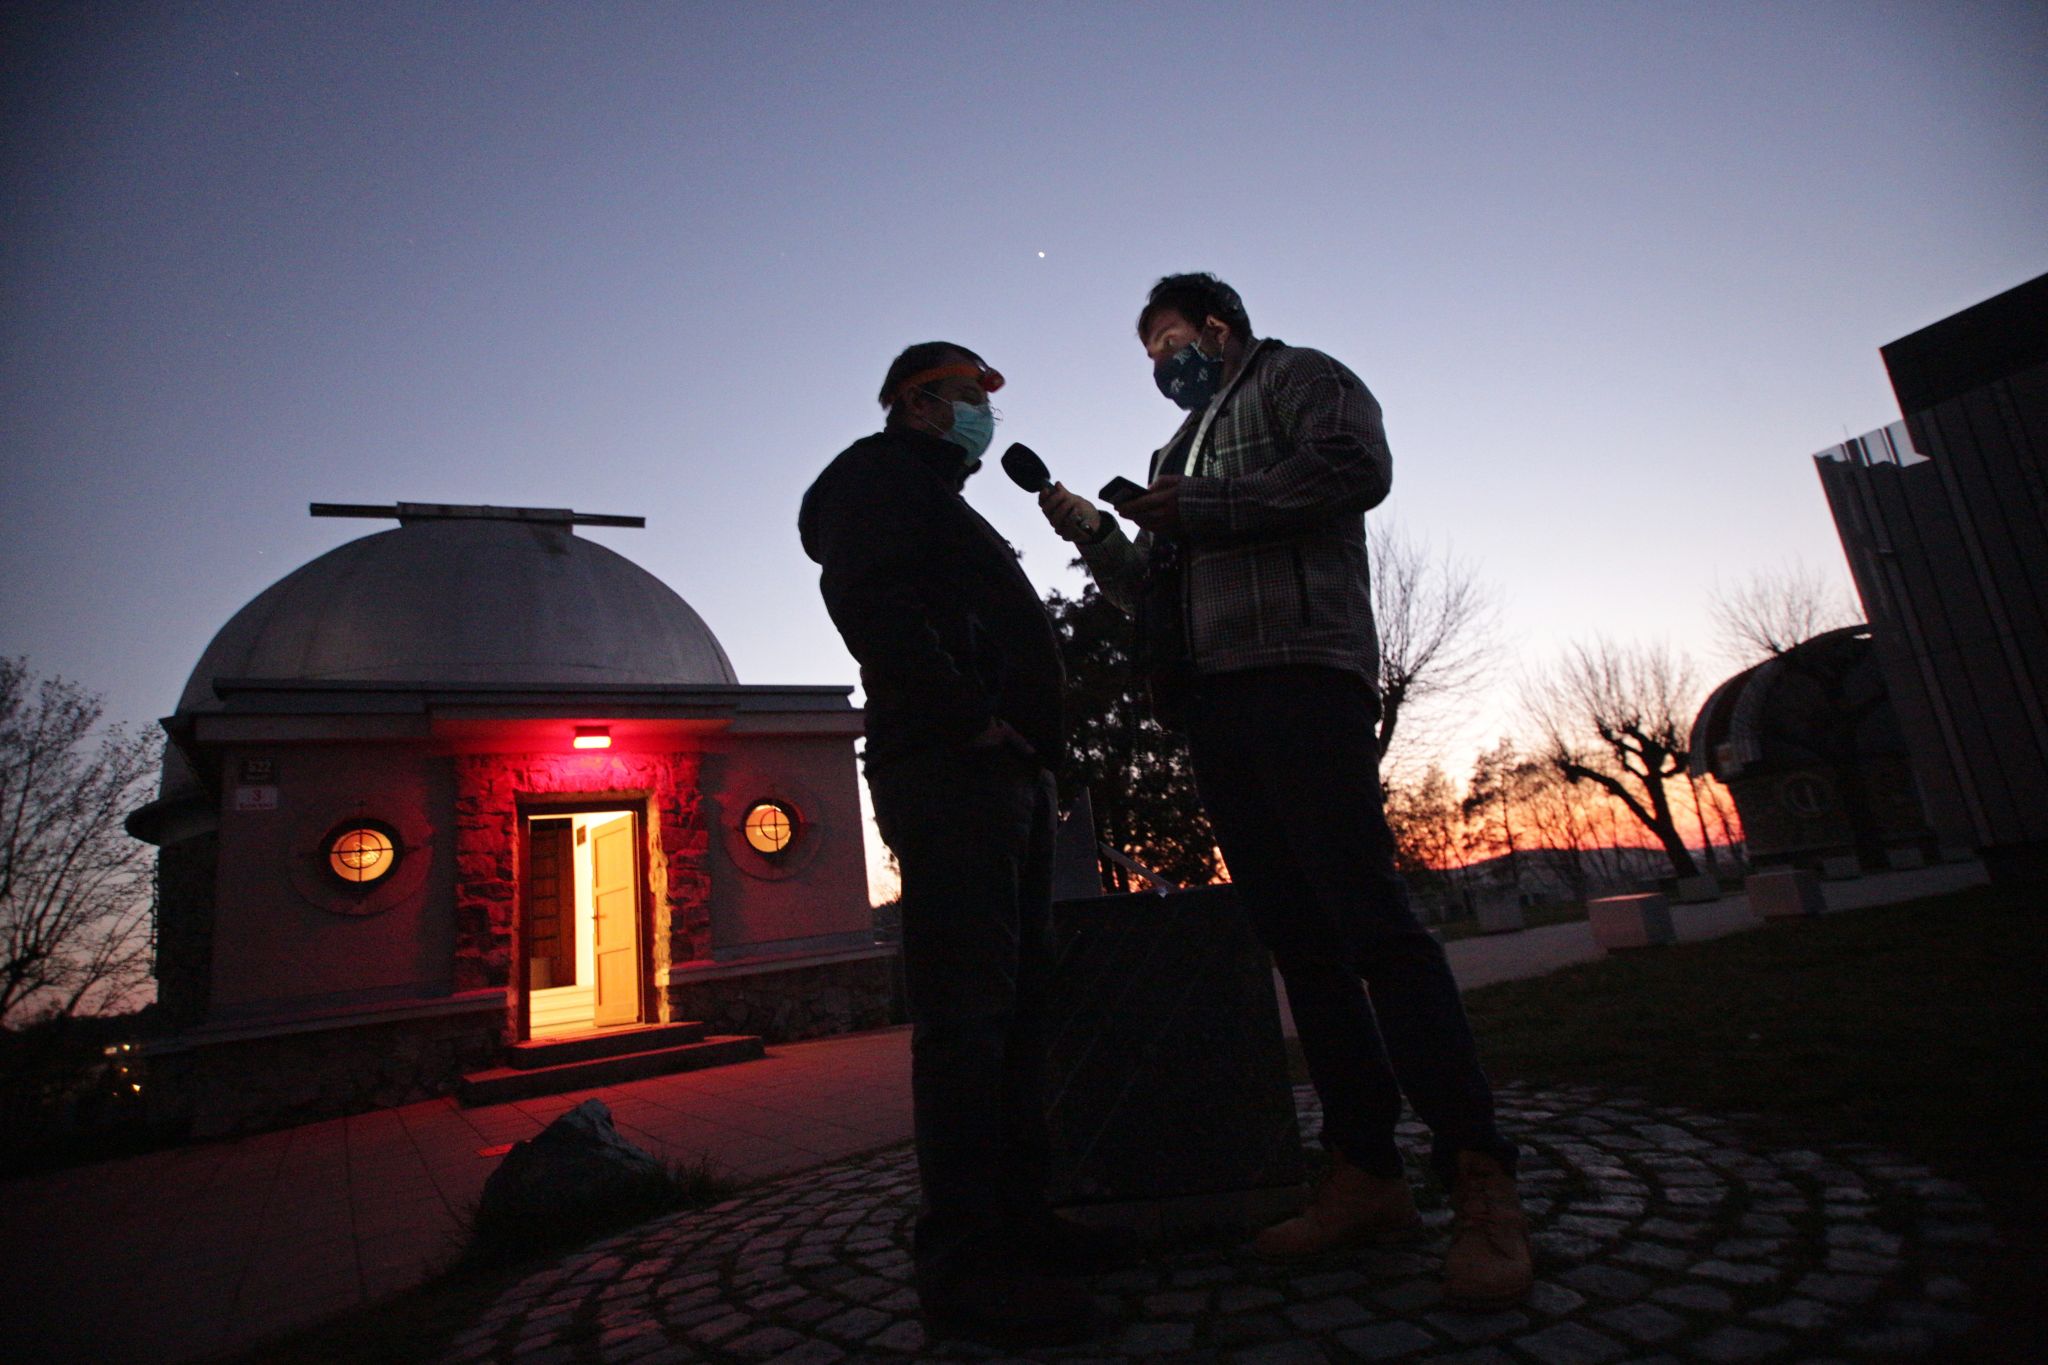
[
  {"xmin": 1252, "ymin": 1151, "xmax": 1422, "ymax": 1259},
  {"xmin": 1443, "ymin": 1151, "xmax": 1534, "ymax": 1308}
]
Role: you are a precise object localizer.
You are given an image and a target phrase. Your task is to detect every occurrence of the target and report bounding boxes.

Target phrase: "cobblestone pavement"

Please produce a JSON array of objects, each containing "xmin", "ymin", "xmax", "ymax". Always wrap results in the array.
[{"xmin": 441, "ymin": 1083, "xmax": 1996, "ymax": 1364}]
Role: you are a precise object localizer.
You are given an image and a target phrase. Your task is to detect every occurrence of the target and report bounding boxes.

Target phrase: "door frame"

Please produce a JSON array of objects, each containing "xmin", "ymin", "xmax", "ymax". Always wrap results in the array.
[{"xmin": 514, "ymin": 794, "xmax": 655, "ymax": 1041}]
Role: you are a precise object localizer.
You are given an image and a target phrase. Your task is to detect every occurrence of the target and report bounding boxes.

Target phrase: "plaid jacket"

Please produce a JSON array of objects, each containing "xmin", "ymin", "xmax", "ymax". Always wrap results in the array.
[{"xmin": 1081, "ymin": 338, "xmax": 1390, "ymax": 683}]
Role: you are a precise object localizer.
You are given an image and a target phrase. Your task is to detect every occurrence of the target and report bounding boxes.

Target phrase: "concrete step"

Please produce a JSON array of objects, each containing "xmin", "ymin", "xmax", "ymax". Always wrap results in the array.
[
  {"xmin": 507, "ymin": 1021, "xmax": 707, "ymax": 1069},
  {"xmin": 458, "ymin": 1035, "xmax": 764, "ymax": 1106}
]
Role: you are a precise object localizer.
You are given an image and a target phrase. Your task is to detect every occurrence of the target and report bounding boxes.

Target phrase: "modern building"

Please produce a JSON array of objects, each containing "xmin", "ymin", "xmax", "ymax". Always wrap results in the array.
[
  {"xmin": 1813, "ymin": 272, "xmax": 2048, "ymax": 884},
  {"xmin": 128, "ymin": 502, "xmax": 895, "ymax": 1135}
]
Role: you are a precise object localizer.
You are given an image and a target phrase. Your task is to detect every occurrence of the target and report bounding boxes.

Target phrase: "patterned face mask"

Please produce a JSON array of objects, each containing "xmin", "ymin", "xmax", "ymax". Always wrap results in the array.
[{"xmin": 1153, "ymin": 341, "xmax": 1224, "ymax": 410}]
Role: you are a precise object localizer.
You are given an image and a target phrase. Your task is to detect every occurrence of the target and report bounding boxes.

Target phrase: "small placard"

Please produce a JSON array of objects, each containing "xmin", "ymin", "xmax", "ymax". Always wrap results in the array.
[
  {"xmin": 233, "ymin": 785, "xmax": 279, "ymax": 812},
  {"xmin": 240, "ymin": 757, "xmax": 277, "ymax": 783}
]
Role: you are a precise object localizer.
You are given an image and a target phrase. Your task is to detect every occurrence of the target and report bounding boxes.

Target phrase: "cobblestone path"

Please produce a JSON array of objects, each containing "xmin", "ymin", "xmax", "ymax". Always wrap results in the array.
[{"xmin": 440, "ymin": 1083, "xmax": 1996, "ymax": 1363}]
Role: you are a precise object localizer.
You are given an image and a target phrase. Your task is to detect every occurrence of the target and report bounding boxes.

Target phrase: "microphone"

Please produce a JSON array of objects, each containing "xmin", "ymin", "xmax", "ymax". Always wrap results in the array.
[{"xmin": 1000, "ymin": 442, "xmax": 1053, "ymax": 495}]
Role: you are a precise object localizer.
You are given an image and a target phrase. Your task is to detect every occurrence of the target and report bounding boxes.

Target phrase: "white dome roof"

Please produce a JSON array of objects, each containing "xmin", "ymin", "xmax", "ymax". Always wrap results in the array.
[{"xmin": 177, "ymin": 510, "xmax": 736, "ymax": 713}]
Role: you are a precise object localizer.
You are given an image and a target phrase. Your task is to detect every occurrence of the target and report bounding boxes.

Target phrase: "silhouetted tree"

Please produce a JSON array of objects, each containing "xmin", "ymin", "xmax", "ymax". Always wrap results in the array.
[
  {"xmin": 1512, "ymin": 758, "xmax": 1596, "ymax": 903},
  {"xmin": 1710, "ymin": 560, "xmax": 1860, "ymax": 665},
  {"xmin": 1, "ymin": 660, "xmax": 160, "ymax": 1026},
  {"xmin": 1524, "ymin": 639, "xmax": 1702, "ymax": 878},
  {"xmin": 1044, "ymin": 584, "xmax": 1220, "ymax": 890},
  {"xmin": 1461, "ymin": 738, "xmax": 1540, "ymax": 894},
  {"xmin": 1370, "ymin": 523, "xmax": 1500, "ymax": 771},
  {"xmin": 1384, "ymin": 764, "xmax": 1469, "ymax": 911}
]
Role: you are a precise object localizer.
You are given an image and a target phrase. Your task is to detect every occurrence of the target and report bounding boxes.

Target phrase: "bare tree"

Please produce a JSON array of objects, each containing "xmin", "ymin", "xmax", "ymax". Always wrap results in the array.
[
  {"xmin": 1384, "ymin": 764, "xmax": 1471, "ymax": 910},
  {"xmin": 1371, "ymin": 522, "xmax": 1500, "ymax": 769},
  {"xmin": 1523, "ymin": 639, "xmax": 1703, "ymax": 878},
  {"xmin": 1710, "ymin": 560, "xmax": 1860, "ymax": 665},
  {"xmin": 1514, "ymin": 758, "xmax": 1596, "ymax": 902},
  {"xmin": 0, "ymin": 659, "xmax": 160, "ymax": 1026}
]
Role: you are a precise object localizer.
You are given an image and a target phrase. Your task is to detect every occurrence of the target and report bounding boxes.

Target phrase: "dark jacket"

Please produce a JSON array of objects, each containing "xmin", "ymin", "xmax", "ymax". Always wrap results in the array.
[
  {"xmin": 1079, "ymin": 339, "xmax": 1391, "ymax": 684},
  {"xmin": 799, "ymin": 428, "xmax": 1064, "ymax": 767}
]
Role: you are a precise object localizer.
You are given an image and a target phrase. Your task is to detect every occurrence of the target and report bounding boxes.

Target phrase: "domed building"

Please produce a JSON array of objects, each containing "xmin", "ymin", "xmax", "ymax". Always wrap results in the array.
[
  {"xmin": 1689, "ymin": 625, "xmax": 1933, "ymax": 871},
  {"xmin": 130, "ymin": 502, "xmax": 890, "ymax": 1136}
]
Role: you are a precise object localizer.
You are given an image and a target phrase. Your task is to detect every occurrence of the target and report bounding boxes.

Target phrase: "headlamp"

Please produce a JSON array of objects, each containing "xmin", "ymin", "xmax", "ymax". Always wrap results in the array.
[{"xmin": 887, "ymin": 362, "xmax": 1005, "ymax": 406}]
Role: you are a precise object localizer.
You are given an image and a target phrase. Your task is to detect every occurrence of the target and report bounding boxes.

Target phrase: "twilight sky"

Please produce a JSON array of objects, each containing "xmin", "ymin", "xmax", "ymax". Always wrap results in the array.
[{"xmin": 5, "ymin": 1, "xmax": 2045, "ymax": 790}]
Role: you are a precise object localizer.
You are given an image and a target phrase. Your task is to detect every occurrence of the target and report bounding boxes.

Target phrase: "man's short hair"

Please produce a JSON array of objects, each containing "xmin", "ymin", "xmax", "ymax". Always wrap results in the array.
[
  {"xmin": 1137, "ymin": 272, "xmax": 1253, "ymax": 342},
  {"xmin": 879, "ymin": 340, "xmax": 985, "ymax": 417}
]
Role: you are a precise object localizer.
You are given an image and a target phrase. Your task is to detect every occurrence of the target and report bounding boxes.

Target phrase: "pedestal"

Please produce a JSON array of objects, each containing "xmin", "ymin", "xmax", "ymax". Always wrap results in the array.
[
  {"xmin": 1747, "ymin": 867, "xmax": 1825, "ymax": 918},
  {"xmin": 1045, "ymin": 886, "xmax": 1305, "ymax": 1237},
  {"xmin": 1674, "ymin": 875, "xmax": 1721, "ymax": 904},
  {"xmin": 1588, "ymin": 893, "xmax": 1676, "ymax": 950}
]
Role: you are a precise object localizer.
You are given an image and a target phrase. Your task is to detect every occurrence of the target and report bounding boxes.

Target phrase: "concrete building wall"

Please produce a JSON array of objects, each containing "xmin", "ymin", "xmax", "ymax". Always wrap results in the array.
[
  {"xmin": 699, "ymin": 732, "xmax": 873, "ymax": 959},
  {"xmin": 207, "ymin": 744, "xmax": 456, "ymax": 1019}
]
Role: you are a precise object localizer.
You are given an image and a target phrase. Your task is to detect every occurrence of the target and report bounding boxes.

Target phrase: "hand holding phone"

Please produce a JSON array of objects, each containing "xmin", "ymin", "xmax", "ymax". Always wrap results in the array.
[{"xmin": 1098, "ymin": 476, "xmax": 1147, "ymax": 505}]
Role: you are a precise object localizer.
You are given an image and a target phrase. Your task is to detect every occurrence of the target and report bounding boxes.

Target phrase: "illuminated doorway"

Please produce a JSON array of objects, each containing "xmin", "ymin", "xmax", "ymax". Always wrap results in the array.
[{"xmin": 524, "ymin": 808, "xmax": 643, "ymax": 1038}]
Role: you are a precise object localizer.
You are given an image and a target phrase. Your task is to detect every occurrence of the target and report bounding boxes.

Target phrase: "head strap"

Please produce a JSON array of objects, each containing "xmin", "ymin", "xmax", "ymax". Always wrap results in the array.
[{"xmin": 886, "ymin": 362, "xmax": 1005, "ymax": 407}]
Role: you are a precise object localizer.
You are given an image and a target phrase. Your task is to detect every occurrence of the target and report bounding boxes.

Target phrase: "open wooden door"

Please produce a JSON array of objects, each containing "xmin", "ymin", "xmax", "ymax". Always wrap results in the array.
[
  {"xmin": 524, "ymin": 818, "xmax": 575, "ymax": 990},
  {"xmin": 590, "ymin": 813, "xmax": 642, "ymax": 1027}
]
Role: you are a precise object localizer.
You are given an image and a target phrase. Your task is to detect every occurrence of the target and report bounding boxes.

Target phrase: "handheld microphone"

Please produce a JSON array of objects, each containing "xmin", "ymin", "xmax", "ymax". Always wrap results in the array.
[{"xmin": 1000, "ymin": 442, "xmax": 1053, "ymax": 495}]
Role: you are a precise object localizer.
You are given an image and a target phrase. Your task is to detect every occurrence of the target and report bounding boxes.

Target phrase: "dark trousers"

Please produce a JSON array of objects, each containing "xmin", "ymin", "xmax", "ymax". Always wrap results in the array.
[
  {"xmin": 1185, "ymin": 666, "xmax": 1516, "ymax": 1186},
  {"xmin": 867, "ymin": 743, "xmax": 1058, "ymax": 1274}
]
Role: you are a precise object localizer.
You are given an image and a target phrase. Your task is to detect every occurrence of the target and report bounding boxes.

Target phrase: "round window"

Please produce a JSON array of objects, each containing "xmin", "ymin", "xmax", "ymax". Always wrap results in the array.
[
  {"xmin": 1779, "ymin": 773, "xmax": 1834, "ymax": 818},
  {"xmin": 327, "ymin": 823, "xmax": 399, "ymax": 884},
  {"xmin": 742, "ymin": 801, "xmax": 797, "ymax": 856}
]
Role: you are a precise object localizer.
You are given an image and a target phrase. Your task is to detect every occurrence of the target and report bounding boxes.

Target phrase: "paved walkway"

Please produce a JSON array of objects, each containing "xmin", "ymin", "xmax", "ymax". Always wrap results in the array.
[
  {"xmin": 1, "ymin": 862, "xmax": 1989, "ymax": 1363},
  {"xmin": 2, "ymin": 1030, "xmax": 912, "ymax": 1364},
  {"xmin": 440, "ymin": 1084, "xmax": 1996, "ymax": 1364}
]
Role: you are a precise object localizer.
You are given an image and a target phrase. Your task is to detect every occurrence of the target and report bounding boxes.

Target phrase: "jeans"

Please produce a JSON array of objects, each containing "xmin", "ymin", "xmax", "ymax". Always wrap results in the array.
[
  {"xmin": 867, "ymin": 741, "xmax": 1058, "ymax": 1273},
  {"xmin": 1184, "ymin": 666, "xmax": 1516, "ymax": 1186}
]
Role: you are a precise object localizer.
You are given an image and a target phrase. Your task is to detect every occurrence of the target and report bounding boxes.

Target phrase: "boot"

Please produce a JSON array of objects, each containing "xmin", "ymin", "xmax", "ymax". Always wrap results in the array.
[
  {"xmin": 1443, "ymin": 1150, "xmax": 1534, "ymax": 1308},
  {"xmin": 1252, "ymin": 1150, "xmax": 1423, "ymax": 1259}
]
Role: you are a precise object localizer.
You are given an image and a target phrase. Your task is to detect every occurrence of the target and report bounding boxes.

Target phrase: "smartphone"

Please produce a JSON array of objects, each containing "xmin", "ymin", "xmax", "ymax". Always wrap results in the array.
[{"xmin": 1098, "ymin": 476, "xmax": 1147, "ymax": 505}]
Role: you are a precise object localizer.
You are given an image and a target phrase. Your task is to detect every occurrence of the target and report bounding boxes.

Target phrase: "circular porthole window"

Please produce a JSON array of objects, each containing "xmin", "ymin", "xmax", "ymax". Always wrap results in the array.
[
  {"xmin": 1779, "ymin": 773, "xmax": 1834, "ymax": 818},
  {"xmin": 326, "ymin": 822, "xmax": 400, "ymax": 884},
  {"xmin": 742, "ymin": 801, "xmax": 797, "ymax": 857}
]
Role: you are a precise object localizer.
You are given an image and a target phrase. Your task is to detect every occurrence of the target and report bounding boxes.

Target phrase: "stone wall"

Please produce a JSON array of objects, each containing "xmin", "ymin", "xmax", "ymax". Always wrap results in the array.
[
  {"xmin": 147, "ymin": 1007, "xmax": 504, "ymax": 1139},
  {"xmin": 452, "ymin": 752, "xmax": 709, "ymax": 1005},
  {"xmin": 665, "ymin": 953, "xmax": 903, "ymax": 1044},
  {"xmin": 152, "ymin": 833, "xmax": 219, "ymax": 1030}
]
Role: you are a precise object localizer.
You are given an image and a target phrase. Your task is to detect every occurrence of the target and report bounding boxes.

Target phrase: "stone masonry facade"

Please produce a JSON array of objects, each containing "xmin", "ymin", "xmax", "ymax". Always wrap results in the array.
[
  {"xmin": 665, "ymin": 955, "xmax": 904, "ymax": 1045},
  {"xmin": 454, "ymin": 752, "xmax": 711, "ymax": 1016},
  {"xmin": 150, "ymin": 1006, "xmax": 504, "ymax": 1138}
]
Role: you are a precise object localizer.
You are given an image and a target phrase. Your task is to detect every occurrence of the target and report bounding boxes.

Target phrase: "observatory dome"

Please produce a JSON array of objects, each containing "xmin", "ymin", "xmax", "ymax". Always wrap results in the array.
[{"xmin": 175, "ymin": 506, "xmax": 736, "ymax": 714}]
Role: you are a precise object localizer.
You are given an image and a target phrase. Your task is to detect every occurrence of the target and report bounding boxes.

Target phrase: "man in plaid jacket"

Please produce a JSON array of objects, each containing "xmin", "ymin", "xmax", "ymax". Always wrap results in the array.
[{"xmin": 1040, "ymin": 273, "xmax": 1533, "ymax": 1309}]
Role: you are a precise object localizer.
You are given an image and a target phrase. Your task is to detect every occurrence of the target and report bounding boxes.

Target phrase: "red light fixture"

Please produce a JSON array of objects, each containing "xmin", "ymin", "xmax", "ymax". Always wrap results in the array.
[{"xmin": 572, "ymin": 725, "xmax": 612, "ymax": 750}]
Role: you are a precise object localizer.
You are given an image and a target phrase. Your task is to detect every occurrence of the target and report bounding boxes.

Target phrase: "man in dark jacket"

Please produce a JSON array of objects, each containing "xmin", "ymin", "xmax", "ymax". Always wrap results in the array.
[
  {"xmin": 1039, "ymin": 275, "xmax": 1534, "ymax": 1309},
  {"xmin": 799, "ymin": 342, "xmax": 1108, "ymax": 1346}
]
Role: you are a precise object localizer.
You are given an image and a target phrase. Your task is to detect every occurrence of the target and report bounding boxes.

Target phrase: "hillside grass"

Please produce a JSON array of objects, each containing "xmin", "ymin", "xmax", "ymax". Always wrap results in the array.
[{"xmin": 1460, "ymin": 879, "xmax": 2047, "ymax": 1361}]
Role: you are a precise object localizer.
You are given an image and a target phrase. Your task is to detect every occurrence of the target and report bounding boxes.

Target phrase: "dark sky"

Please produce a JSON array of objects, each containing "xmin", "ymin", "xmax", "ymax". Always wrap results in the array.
[{"xmin": 4, "ymin": 0, "xmax": 2045, "ymax": 772}]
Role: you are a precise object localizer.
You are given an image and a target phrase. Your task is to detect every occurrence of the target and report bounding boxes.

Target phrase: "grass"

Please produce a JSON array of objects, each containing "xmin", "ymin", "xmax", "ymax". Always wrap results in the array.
[
  {"xmin": 1458, "ymin": 879, "xmax": 2047, "ymax": 1360},
  {"xmin": 463, "ymin": 1154, "xmax": 738, "ymax": 1263},
  {"xmin": 221, "ymin": 1156, "xmax": 747, "ymax": 1365},
  {"xmin": 1460, "ymin": 881, "xmax": 2047, "ymax": 1213}
]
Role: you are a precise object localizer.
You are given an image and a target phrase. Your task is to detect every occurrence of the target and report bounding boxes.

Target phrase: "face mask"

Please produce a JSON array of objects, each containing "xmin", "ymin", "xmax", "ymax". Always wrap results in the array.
[
  {"xmin": 941, "ymin": 400, "xmax": 996, "ymax": 462},
  {"xmin": 1153, "ymin": 340, "xmax": 1224, "ymax": 410}
]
